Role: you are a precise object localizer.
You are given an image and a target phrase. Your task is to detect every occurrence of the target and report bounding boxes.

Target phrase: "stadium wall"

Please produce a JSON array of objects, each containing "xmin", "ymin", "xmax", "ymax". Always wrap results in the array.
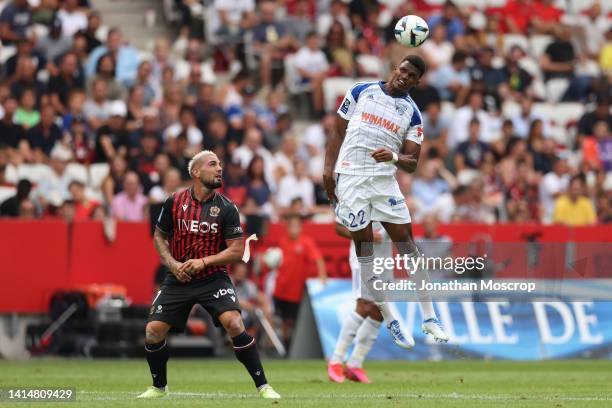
[{"xmin": 1, "ymin": 221, "xmax": 611, "ymax": 313}]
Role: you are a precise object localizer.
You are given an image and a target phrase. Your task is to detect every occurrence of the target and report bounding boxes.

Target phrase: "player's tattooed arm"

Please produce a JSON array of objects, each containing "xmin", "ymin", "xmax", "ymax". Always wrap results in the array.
[
  {"xmin": 179, "ymin": 238, "xmax": 245, "ymax": 274},
  {"xmin": 154, "ymin": 229, "xmax": 189, "ymax": 282},
  {"xmin": 323, "ymin": 116, "xmax": 349, "ymax": 204}
]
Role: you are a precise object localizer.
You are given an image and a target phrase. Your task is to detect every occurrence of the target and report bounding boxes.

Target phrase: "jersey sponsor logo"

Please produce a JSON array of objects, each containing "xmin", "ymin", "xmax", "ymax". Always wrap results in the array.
[
  {"xmin": 340, "ymin": 161, "xmax": 351, "ymax": 168},
  {"xmin": 388, "ymin": 197, "xmax": 405, "ymax": 206},
  {"xmin": 209, "ymin": 206, "xmax": 220, "ymax": 217},
  {"xmin": 213, "ymin": 288, "xmax": 235, "ymax": 299},
  {"xmin": 361, "ymin": 112, "xmax": 400, "ymax": 134},
  {"xmin": 233, "ymin": 226, "xmax": 243, "ymax": 234},
  {"xmin": 340, "ymin": 98, "xmax": 350, "ymax": 114},
  {"xmin": 178, "ymin": 219, "xmax": 219, "ymax": 233}
]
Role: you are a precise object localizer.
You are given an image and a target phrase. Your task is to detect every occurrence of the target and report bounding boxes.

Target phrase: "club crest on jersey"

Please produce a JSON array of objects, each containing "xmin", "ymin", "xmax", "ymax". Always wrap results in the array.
[
  {"xmin": 209, "ymin": 206, "xmax": 220, "ymax": 217},
  {"xmin": 395, "ymin": 101, "xmax": 408, "ymax": 115}
]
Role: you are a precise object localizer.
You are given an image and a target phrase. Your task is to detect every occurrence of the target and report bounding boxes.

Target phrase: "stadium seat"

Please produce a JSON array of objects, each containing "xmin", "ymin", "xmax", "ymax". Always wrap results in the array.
[
  {"xmin": 16, "ymin": 164, "xmax": 54, "ymax": 183},
  {"xmin": 544, "ymin": 78, "xmax": 569, "ymax": 103},
  {"xmin": 502, "ymin": 100, "xmax": 521, "ymax": 118},
  {"xmin": 0, "ymin": 45, "xmax": 15, "ymax": 66},
  {"xmin": 65, "ymin": 163, "xmax": 88, "ymax": 184},
  {"xmin": 88, "ymin": 163, "xmax": 110, "ymax": 190},
  {"xmin": 518, "ymin": 57, "xmax": 542, "ymax": 79},
  {"xmin": 503, "ymin": 34, "xmax": 529, "ymax": 55},
  {"xmin": 529, "ymin": 35, "xmax": 554, "ymax": 59},
  {"xmin": 0, "ymin": 186, "xmax": 16, "ymax": 203}
]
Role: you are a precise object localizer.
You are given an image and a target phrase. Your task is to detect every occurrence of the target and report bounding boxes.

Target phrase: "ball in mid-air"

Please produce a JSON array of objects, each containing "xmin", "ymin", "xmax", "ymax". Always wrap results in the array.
[
  {"xmin": 263, "ymin": 247, "xmax": 283, "ymax": 269},
  {"xmin": 394, "ymin": 15, "xmax": 429, "ymax": 48}
]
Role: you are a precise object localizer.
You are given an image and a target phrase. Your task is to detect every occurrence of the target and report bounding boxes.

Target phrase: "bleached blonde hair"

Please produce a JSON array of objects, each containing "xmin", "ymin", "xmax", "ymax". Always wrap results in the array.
[{"xmin": 188, "ymin": 150, "xmax": 216, "ymax": 177}]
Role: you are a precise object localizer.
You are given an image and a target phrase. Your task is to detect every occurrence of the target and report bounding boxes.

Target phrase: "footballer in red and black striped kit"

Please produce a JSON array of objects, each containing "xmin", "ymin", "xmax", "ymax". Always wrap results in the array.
[{"xmin": 139, "ymin": 151, "xmax": 280, "ymax": 400}]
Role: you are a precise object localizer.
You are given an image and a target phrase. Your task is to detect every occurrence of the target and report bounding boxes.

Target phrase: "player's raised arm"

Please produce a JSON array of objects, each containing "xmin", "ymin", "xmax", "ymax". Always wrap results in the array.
[{"xmin": 397, "ymin": 139, "xmax": 421, "ymax": 173}]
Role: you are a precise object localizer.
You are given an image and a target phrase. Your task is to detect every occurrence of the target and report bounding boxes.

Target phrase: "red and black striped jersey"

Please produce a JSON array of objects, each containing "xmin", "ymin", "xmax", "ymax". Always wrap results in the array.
[{"xmin": 156, "ymin": 188, "xmax": 243, "ymax": 282}]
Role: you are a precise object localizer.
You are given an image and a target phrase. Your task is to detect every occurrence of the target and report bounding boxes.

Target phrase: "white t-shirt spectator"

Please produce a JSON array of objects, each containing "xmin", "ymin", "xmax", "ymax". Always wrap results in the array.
[
  {"xmin": 540, "ymin": 171, "xmax": 570, "ymax": 224},
  {"xmin": 57, "ymin": 8, "xmax": 87, "ymax": 37},
  {"xmin": 276, "ymin": 174, "xmax": 314, "ymax": 209},
  {"xmin": 163, "ymin": 123, "xmax": 203, "ymax": 148},
  {"xmin": 448, "ymin": 107, "xmax": 496, "ymax": 148},
  {"xmin": 511, "ymin": 112, "xmax": 551, "ymax": 139},
  {"xmin": 83, "ymin": 99, "xmax": 112, "ymax": 122},
  {"xmin": 421, "ymin": 40, "xmax": 454, "ymax": 69},
  {"xmin": 293, "ymin": 46, "xmax": 329, "ymax": 76}
]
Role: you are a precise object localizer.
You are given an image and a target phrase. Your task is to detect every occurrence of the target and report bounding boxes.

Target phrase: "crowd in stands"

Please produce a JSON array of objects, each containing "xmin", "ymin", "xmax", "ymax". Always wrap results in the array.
[{"xmin": 0, "ymin": 0, "xmax": 611, "ymax": 228}]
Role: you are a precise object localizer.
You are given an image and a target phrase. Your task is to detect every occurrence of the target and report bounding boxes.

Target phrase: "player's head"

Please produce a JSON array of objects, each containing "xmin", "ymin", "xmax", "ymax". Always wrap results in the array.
[
  {"xmin": 390, "ymin": 55, "xmax": 427, "ymax": 95},
  {"xmin": 188, "ymin": 150, "xmax": 223, "ymax": 190}
]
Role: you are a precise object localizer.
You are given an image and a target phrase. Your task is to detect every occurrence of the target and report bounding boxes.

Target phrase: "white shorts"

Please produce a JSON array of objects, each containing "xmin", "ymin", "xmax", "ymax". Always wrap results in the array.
[{"xmin": 335, "ymin": 173, "xmax": 411, "ymax": 232}]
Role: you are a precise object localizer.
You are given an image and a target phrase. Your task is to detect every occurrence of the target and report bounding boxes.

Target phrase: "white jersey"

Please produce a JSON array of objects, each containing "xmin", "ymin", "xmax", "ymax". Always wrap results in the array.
[{"xmin": 335, "ymin": 81, "xmax": 424, "ymax": 176}]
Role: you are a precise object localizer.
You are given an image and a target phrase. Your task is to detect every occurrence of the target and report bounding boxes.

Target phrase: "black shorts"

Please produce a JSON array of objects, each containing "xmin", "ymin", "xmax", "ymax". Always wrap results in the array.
[
  {"xmin": 273, "ymin": 297, "xmax": 300, "ymax": 321},
  {"xmin": 148, "ymin": 274, "xmax": 241, "ymax": 332}
]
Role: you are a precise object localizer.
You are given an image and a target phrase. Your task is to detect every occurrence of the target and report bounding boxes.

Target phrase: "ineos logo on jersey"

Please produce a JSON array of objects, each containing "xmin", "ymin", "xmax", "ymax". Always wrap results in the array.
[
  {"xmin": 213, "ymin": 288, "xmax": 235, "ymax": 299},
  {"xmin": 179, "ymin": 219, "xmax": 219, "ymax": 233}
]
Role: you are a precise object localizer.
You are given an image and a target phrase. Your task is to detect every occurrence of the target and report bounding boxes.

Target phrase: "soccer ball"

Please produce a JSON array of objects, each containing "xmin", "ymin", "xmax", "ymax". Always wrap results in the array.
[
  {"xmin": 263, "ymin": 247, "xmax": 283, "ymax": 269},
  {"xmin": 394, "ymin": 15, "xmax": 429, "ymax": 48}
]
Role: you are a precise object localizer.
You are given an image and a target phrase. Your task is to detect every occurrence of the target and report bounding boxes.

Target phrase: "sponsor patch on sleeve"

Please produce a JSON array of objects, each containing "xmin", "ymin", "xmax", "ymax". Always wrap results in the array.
[{"xmin": 340, "ymin": 98, "xmax": 350, "ymax": 114}]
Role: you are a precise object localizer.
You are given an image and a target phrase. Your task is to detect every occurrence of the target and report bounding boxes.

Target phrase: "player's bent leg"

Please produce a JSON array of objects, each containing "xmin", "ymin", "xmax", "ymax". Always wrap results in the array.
[
  {"xmin": 138, "ymin": 321, "xmax": 171, "ymax": 398},
  {"xmin": 381, "ymin": 222, "xmax": 449, "ymax": 343},
  {"xmin": 218, "ymin": 311, "xmax": 281, "ymax": 399}
]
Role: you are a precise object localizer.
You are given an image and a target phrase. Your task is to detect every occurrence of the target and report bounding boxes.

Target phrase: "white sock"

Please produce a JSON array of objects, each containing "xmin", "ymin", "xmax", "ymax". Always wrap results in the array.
[
  {"xmin": 330, "ymin": 311, "xmax": 364, "ymax": 364},
  {"xmin": 347, "ymin": 317, "xmax": 381, "ymax": 368},
  {"xmin": 406, "ymin": 250, "xmax": 437, "ymax": 321}
]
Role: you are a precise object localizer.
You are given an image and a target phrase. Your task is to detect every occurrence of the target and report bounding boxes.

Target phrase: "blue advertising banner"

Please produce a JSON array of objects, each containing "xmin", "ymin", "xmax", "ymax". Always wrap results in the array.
[{"xmin": 307, "ymin": 279, "xmax": 612, "ymax": 360}]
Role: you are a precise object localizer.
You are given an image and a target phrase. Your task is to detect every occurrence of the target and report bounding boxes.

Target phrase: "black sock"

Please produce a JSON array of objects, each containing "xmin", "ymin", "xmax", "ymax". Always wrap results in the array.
[
  {"xmin": 232, "ymin": 331, "xmax": 267, "ymax": 388},
  {"xmin": 145, "ymin": 340, "xmax": 168, "ymax": 389}
]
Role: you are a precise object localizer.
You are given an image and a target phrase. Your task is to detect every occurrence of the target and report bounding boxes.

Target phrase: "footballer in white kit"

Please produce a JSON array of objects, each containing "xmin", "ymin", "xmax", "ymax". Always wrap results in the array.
[{"xmin": 323, "ymin": 55, "xmax": 449, "ymax": 352}]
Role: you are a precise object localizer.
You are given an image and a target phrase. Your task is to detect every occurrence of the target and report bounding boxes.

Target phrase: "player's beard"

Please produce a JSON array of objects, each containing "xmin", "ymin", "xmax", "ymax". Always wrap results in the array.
[{"xmin": 201, "ymin": 177, "xmax": 222, "ymax": 189}]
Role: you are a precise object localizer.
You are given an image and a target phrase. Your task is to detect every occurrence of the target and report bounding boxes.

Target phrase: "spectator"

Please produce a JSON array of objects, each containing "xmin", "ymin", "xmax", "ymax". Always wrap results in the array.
[
  {"xmin": 276, "ymin": 159, "xmax": 314, "ymax": 214},
  {"xmin": 412, "ymin": 159, "xmax": 456, "ymax": 215},
  {"xmin": 540, "ymin": 156, "xmax": 570, "ymax": 224},
  {"xmin": 244, "ymin": 155, "xmax": 272, "ymax": 216},
  {"xmin": 10, "ymin": 57, "xmax": 46, "ymax": 102},
  {"xmin": 57, "ymin": 0, "xmax": 88, "ymax": 38},
  {"xmin": 273, "ymin": 214, "xmax": 326, "ymax": 349},
  {"xmin": 48, "ymin": 52, "xmax": 85, "ymax": 114},
  {"xmin": 540, "ymin": 25, "xmax": 592, "ymax": 102},
  {"xmin": 500, "ymin": 46, "xmax": 533, "ymax": 98},
  {"xmin": 18, "ymin": 198, "xmax": 37, "ymax": 219},
  {"xmin": 5, "ymin": 37, "xmax": 43, "ymax": 79},
  {"xmin": 211, "ymin": 0, "xmax": 256, "ymax": 47},
  {"xmin": 68, "ymin": 179, "xmax": 102, "ymax": 220},
  {"xmin": 577, "ymin": 97, "xmax": 612, "ymax": 139},
  {"xmin": 85, "ymin": 27, "xmax": 140, "ymax": 84},
  {"xmin": 421, "ymin": 24, "xmax": 454, "ymax": 70},
  {"xmin": 232, "ymin": 127, "xmax": 274, "ymax": 178},
  {"xmin": 163, "ymin": 105, "xmax": 203, "ymax": 154},
  {"xmin": 251, "ymin": 1, "xmax": 294, "ymax": 88},
  {"xmin": 317, "ymin": 0, "xmax": 351, "ymax": 39},
  {"xmin": 552, "ymin": 175, "xmax": 596, "ymax": 226},
  {"xmin": 128, "ymin": 61, "xmax": 157, "ymax": 107},
  {"xmin": 102, "ymin": 155, "xmax": 128, "ymax": 205},
  {"xmin": 223, "ymin": 159, "xmax": 249, "ymax": 207},
  {"xmin": 323, "ymin": 21, "xmax": 355, "ymax": 77},
  {"xmin": 231, "ymin": 261, "xmax": 273, "ymax": 338},
  {"xmin": 427, "ymin": 1, "xmax": 464, "ymax": 43},
  {"xmin": 87, "ymin": 53, "xmax": 126, "ymax": 101},
  {"xmin": 293, "ymin": 31, "xmax": 329, "ymax": 115},
  {"xmin": 421, "ymin": 101, "xmax": 449, "ymax": 157},
  {"xmin": 83, "ymin": 78, "xmax": 112, "ymax": 129},
  {"xmin": 93, "ymin": 100, "xmax": 129, "ymax": 163},
  {"xmin": 511, "ymin": 96, "xmax": 550, "ymax": 139},
  {"xmin": 26, "ymin": 105, "xmax": 61, "ymax": 158},
  {"xmin": 65, "ymin": 114, "xmax": 94, "ymax": 164},
  {"xmin": 35, "ymin": 16, "xmax": 73, "ymax": 64},
  {"xmin": 0, "ymin": 0, "xmax": 32, "ymax": 44},
  {"xmin": 285, "ymin": 1, "xmax": 314, "ymax": 43},
  {"xmin": 0, "ymin": 98, "xmax": 26, "ymax": 152},
  {"xmin": 79, "ymin": 11, "xmax": 102, "ymax": 53},
  {"xmin": 429, "ymin": 51, "xmax": 471, "ymax": 103},
  {"xmin": 14, "ymin": 88, "xmax": 40, "ymax": 130},
  {"xmin": 448, "ymin": 91, "xmax": 495, "ymax": 148},
  {"xmin": 149, "ymin": 166, "xmax": 182, "ymax": 204},
  {"xmin": 455, "ymin": 118, "xmax": 490, "ymax": 171},
  {"xmin": 470, "ymin": 47, "xmax": 507, "ymax": 96},
  {"xmin": 0, "ymin": 179, "xmax": 32, "ymax": 217},
  {"xmin": 111, "ymin": 171, "xmax": 148, "ymax": 221}
]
